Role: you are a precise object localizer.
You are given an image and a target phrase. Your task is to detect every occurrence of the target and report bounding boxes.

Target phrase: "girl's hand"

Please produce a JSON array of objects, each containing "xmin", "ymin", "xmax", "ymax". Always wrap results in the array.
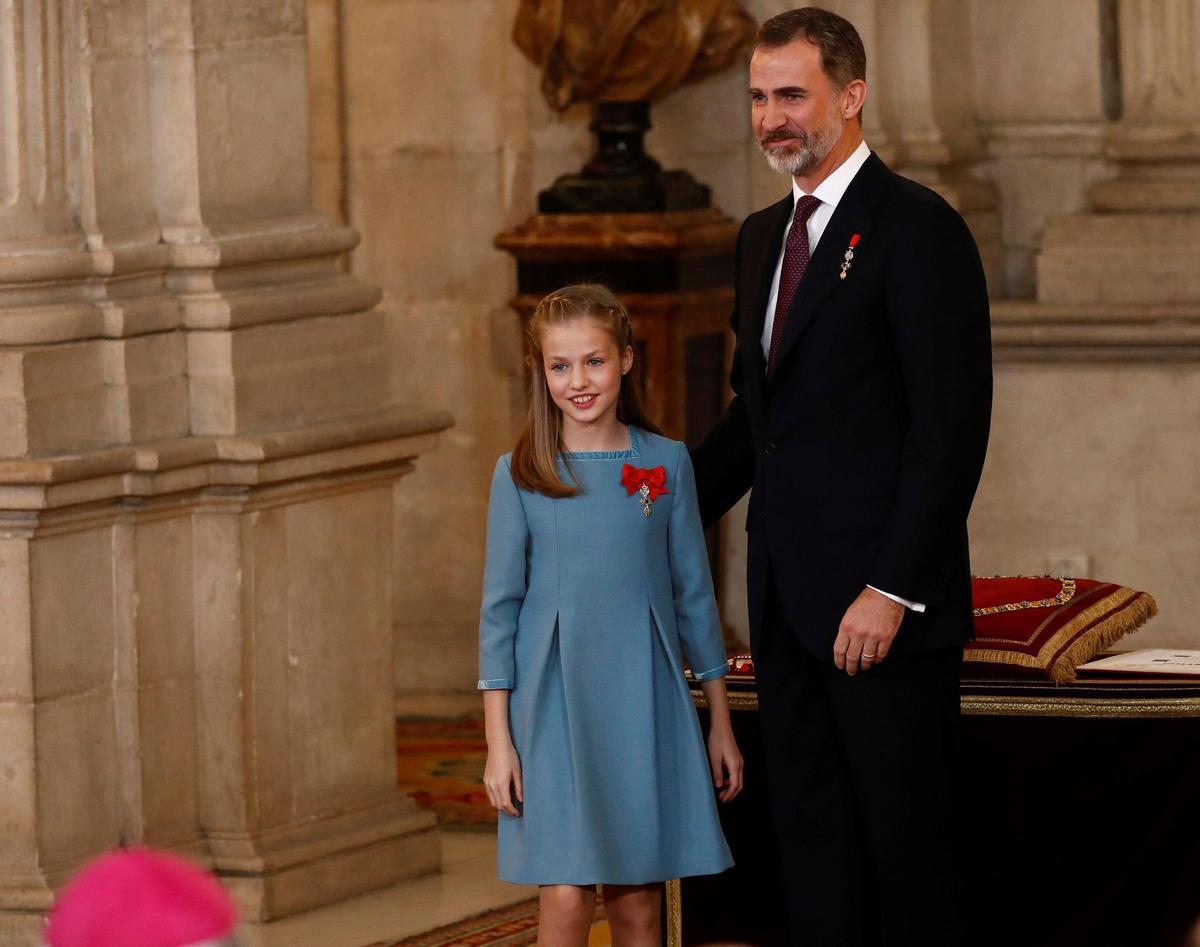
[
  {"xmin": 483, "ymin": 741, "xmax": 524, "ymax": 817},
  {"xmin": 707, "ymin": 726, "xmax": 744, "ymax": 803}
]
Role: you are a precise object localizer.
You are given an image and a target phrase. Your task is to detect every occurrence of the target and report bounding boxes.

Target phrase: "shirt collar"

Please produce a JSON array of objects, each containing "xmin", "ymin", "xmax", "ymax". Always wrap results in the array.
[{"xmin": 791, "ymin": 139, "xmax": 871, "ymax": 211}]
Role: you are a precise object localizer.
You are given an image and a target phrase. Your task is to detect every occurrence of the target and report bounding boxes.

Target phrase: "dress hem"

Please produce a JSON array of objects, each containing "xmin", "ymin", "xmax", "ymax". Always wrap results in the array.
[{"xmin": 498, "ymin": 858, "xmax": 734, "ymax": 888}]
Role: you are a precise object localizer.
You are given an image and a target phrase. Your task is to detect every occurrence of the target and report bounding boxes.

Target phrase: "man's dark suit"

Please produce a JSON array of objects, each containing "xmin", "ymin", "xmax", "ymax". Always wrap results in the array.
[{"xmin": 692, "ymin": 152, "xmax": 992, "ymax": 946}]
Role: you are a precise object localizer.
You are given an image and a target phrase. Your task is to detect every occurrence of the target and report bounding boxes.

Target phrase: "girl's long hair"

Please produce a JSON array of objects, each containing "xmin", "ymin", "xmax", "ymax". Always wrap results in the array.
[{"xmin": 511, "ymin": 284, "xmax": 662, "ymax": 497}]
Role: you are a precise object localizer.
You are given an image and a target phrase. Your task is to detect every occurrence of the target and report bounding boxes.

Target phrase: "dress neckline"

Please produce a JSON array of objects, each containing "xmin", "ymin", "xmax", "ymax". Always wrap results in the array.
[{"xmin": 559, "ymin": 426, "xmax": 641, "ymax": 461}]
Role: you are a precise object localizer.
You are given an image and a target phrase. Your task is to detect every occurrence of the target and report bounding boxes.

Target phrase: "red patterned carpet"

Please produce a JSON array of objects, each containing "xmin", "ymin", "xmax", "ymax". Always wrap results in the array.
[
  {"xmin": 366, "ymin": 897, "xmax": 610, "ymax": 947},
  {"xmin": 395, "ymin": 714, "xmax": 496, "ymax": 829},
  {"xmin": 365, "ymin": 899, "xmax": 538, "ymax": 947}
]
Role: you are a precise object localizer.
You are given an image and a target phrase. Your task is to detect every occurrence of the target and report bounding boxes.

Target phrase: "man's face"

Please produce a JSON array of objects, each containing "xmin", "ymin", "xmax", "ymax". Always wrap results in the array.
[{"xmin": 749, "ymin": 39, "xmax": 849, "ymax": 178}]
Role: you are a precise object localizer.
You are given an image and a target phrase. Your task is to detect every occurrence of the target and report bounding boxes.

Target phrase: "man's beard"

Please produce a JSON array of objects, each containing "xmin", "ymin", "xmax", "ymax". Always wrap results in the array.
[{"xmin": 758, "ymin": 112, "xmax": 840, "ymax": 176}]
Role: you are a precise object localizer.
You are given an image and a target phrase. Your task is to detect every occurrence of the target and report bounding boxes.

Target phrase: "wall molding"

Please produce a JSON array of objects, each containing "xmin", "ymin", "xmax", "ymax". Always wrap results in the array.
[{"xmin": 991, "ymin": 299, "xmax": 1200, "ymax": 361}]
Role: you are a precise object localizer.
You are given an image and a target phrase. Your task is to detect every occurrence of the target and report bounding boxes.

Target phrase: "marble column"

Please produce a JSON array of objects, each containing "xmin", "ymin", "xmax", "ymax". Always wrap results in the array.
[
  {"xmin": 1039, "ymin": 0, "xmax": 1200, "ymax": 303},
  {"xmin": 873, "ymin": 0, "xmax": 1004, "ymax": 293},
  {"xmin": 0, "ymin": 1, "xmax": 448, "ymax": 939}
]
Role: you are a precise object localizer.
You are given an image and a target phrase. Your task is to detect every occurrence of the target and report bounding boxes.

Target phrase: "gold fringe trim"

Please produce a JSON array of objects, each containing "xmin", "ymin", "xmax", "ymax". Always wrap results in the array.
[
  {"xmin": 965, "ymin": 589, "xmax": 1158, "ymax": 684},
  {"xmin": 1054, "ymin": 591, "xmax": 1158, "ymax": 683},
  {"xmin": 974, "ymin": 582, "xmax": 1111, "ymax": 646},
  {"xmin": 966, "ymin": 588, "xmax": 1135, "ymax": 669}
]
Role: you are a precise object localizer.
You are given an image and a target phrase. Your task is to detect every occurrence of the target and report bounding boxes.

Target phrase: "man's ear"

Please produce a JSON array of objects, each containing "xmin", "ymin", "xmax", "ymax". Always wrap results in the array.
[{"xmin": 842, "ymin": 79, "xmax": 867, "ymax": 121}]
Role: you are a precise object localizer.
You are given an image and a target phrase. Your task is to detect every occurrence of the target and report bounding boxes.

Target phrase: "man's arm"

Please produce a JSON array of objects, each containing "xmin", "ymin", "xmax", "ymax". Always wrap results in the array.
[
  {"xmin": 836, "ymin": 199, "xmax": 991, "ymax": 673},
  {"xmin": 691, "ymin": 222, "xmax": 757, "ymax": 530},
  {"xmin": 692, "ymin": 394, "xmax": 755, "ymax": 530},
  {"xmin": 866, "ymin": 199, "xmax": 993, "ymax": 606}
]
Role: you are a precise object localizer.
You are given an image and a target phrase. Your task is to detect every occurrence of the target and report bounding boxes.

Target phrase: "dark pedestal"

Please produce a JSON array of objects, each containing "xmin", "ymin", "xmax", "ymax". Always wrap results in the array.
[
  {"xmin": 537, "ymin": 102, "xmax": 712, "ymax": 214},
  {"xmin": 674, "ymin": 670, "xmax": 1200, "ymax": 947}
]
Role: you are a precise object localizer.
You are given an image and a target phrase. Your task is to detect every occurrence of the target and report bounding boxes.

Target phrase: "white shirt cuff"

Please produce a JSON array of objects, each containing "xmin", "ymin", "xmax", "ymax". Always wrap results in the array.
[{"xmin": 868, "ymin": 585, "xmax": 926, "ymax": 613}]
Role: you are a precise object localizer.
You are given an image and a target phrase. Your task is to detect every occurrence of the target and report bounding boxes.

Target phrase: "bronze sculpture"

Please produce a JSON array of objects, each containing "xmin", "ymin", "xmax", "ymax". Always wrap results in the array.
[
  {"xmin": 513, "ymin": 0, "xmax": 756, "ymax": 211},
  {"xmin": 514, "ymin": 0, "xmax": 757, "ymax": 111}
]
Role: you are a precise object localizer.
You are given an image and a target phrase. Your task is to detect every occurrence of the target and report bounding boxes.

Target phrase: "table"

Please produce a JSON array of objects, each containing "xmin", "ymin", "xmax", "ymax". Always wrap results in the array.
[{"xmin": 669, "ymin": 665, "xmax": 1200, "ymax": 947}]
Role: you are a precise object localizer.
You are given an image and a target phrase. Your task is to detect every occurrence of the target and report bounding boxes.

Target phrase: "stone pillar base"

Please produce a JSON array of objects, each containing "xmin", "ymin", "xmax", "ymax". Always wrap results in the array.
[
  {"xmin": 0, "ymin": 407, "xmax": 453, "ymax": 936},
  {"xmin": 0, "ymin": 875, "xmax": 53, "ymax": 946},
  {"xmin": 212, "ymin": 798, "xmax": 439, "ymax": 921}
]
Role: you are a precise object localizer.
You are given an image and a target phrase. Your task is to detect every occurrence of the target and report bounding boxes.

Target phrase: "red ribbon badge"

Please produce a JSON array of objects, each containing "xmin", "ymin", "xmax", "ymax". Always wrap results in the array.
[
  {"xmin": 620, "ymin": 464, "xmax": 669, "ymax": 500},
  {"xmin": 839, "ymin": 233, "xmax": 861, "ymax": 280},
  {"xmin": 621, "ymin": 464, "xmax": 669, "ymax": 516}
]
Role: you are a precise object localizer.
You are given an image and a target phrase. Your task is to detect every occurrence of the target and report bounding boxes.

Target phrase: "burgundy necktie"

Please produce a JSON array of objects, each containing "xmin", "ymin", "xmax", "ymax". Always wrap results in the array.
[{"xmin": 767, "ymin": 194, "xmax": 822, "ymax": 374}]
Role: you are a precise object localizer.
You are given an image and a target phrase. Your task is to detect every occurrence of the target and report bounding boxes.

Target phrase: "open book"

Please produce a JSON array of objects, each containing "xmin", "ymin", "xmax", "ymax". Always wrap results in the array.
[{"xmin": 1077, "ymin": 649, "xmax": 1200, "ymax": 676}]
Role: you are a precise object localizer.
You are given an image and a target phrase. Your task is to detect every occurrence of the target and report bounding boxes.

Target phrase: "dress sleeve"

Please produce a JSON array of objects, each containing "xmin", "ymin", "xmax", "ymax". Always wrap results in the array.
[
  {"xmin": 477, "ymin": 456, "xmax": 529, "ymax": 690},
  {"xmin": 667, "ymin": 445, "xmax": 728, "ymax": 682}
]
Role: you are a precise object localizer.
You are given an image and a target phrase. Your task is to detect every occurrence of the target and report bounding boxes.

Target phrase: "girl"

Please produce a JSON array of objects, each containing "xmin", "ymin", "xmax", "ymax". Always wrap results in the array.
[{"xmin": 478, "ymin": 284, "xmax": 742, "ymax": 946}]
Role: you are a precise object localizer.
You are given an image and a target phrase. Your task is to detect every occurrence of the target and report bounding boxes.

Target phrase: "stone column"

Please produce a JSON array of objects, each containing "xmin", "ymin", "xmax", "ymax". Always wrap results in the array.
[
  {"xmin": 0, "ymin": 0, "xmax": 447, "ymax": 939},
  {"xmin": 1038, "ymin": 0, "xmax": 1200, "ymax": 303},
  {"xmin": 874, "ymin": 0, "xmax": 1004, "ymax": 292}
]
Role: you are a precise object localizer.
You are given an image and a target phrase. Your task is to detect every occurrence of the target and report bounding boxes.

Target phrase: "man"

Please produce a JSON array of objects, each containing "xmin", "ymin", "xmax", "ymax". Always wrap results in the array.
[{"xmin": 692, "ymin": 8, "xmax": 992, "ymax": 946}]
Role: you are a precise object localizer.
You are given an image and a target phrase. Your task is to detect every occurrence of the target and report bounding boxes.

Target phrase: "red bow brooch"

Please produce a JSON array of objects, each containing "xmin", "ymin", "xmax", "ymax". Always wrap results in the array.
[{"xmin": 621, "ymin": 464, "xmax": 669, "ymax": 517}]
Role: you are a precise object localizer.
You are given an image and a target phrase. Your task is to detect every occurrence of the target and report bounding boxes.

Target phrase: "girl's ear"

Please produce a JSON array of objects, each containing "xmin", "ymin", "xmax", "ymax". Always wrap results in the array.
[{"xmin": 621, "ymin": 345, "xmax": 634, "ymax": 375}]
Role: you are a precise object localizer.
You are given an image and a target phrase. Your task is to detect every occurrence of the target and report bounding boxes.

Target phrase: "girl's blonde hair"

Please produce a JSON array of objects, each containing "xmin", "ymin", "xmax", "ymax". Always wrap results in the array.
[{"xmin": 512, "ymin": 284, "xmax": 662, "ymax": 497}]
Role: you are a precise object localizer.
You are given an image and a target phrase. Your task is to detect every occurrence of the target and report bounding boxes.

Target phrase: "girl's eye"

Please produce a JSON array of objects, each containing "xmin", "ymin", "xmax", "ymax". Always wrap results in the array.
[
  {"xmin": 550, "ymin": 363, "xmax": 568, "ymax": 372},
  {"xmin": 588, "ymin": 358, "xmax": 604, "ymax": 366}
]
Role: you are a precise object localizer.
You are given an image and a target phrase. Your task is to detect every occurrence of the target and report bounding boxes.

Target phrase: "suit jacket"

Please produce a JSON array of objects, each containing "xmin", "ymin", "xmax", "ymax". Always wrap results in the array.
[{"xmin": 692, "ymin": 152, "xmax": 993, "ymax": 657}]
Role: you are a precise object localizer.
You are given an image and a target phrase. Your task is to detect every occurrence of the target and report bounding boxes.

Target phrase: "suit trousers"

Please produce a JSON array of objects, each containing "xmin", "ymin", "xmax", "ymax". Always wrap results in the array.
[{"xmin": 753, "ymin": 565, "xmax": 964, "ymax": 947}]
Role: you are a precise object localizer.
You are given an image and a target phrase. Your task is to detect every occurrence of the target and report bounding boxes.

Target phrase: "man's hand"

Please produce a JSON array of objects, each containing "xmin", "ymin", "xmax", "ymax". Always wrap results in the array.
[{"xmin": 833, "ymin": 587, "xmax": 905, "ymax": 675}]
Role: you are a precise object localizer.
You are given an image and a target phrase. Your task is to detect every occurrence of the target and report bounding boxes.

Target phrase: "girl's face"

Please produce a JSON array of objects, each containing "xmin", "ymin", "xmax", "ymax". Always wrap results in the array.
[{"xmin": 540, "ymin": 317, "xmax": 634, "ymax": 434}]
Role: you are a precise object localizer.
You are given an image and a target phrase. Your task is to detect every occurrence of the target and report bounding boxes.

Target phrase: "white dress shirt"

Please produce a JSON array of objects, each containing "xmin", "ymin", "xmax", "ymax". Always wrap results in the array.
[{"xmin": 760, "ymin": 139, "xmax": 925, "ymax": 614}]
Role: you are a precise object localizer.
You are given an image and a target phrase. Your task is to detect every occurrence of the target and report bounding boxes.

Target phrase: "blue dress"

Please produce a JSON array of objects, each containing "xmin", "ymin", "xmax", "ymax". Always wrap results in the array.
[{"xmin": 477, "ymin": 427, "xmax": 733, "ymax": 885}]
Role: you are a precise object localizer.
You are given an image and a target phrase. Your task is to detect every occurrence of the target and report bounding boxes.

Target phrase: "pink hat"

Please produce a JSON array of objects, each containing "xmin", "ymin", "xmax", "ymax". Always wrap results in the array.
[{"xmin": 46, "ymin": 847, "xmax": 238, "ymax": 947}]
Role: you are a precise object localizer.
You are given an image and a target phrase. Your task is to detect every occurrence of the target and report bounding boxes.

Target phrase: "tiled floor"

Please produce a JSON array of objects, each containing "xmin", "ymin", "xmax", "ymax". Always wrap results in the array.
[{"xmin": 241, "ymin": 831, "xmax": 532, "ymax": 947}]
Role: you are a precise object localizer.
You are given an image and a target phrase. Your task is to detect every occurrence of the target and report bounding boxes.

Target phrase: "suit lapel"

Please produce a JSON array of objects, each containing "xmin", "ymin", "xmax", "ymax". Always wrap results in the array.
[{"xmin": 767, "ymin": 153, "xmax": 890, "ymax": 387}]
